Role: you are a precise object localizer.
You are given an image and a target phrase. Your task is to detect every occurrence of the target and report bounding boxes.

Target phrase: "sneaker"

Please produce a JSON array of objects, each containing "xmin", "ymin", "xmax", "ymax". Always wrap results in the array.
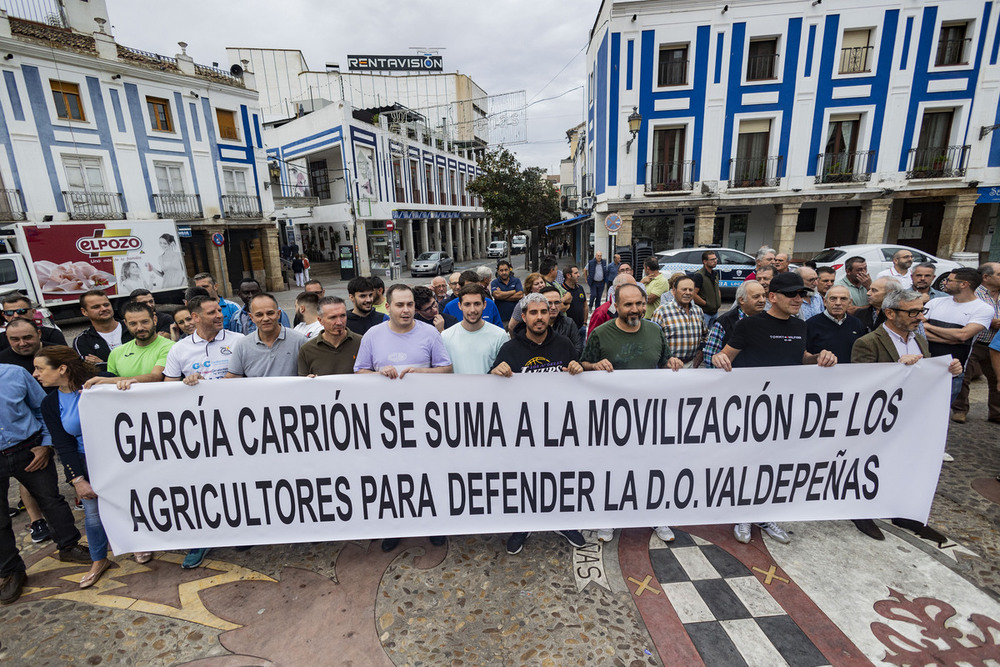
[
  {"xmin": 0, "ymin": 570, "xmax": 26, "ymax": 605},
  {"xmin": 181, "ymin": 548, "xmax": 209, "ymax": 569},
  {"xmin": 557, "ymin": 530, "xmax": 587, "ymax": 548},
  {"xmin": 654, "ymin": 526, "xmax": 675, "ymax": 542},
  {"xmin": 57, "ymin": 544, "xmax": 92, "ymax": 563},
  {"xmin": 29, "ymin": 520, "xmax": 51, "ymax": 544},
  {"xmin": 759, "ymin": 522, "xmax": 790, "ymax": 544},
  {"xmin": 596, "ymin": 529, "xmax": 615, "ymax": 542},
  {"xmin": 506, "ymin": 532, "xmax": 528, "ymax": 555},
  {"xmin": 951, "ymin": 412, "xmax": 967, "ymax": 424},
  {"xmin": 380, "ymin": 538, "xmax": 400, "ymax": 552},
  {"xmin": 734, "ymin": 523, "xmax": 752, "ymax": 543},
  {"xmin": 73, "ymin": 498, "xmax": 84, "ymax": 511},
  {"xmin": 942, "ymin": 451, "xmax": 954, "ymax": 462}
]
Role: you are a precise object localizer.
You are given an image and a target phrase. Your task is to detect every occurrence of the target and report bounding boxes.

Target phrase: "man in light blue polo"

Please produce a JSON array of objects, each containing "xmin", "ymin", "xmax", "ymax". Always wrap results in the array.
[{"xmin": 226, "ymin": 294, "xmax": 306, "ymax": 379}]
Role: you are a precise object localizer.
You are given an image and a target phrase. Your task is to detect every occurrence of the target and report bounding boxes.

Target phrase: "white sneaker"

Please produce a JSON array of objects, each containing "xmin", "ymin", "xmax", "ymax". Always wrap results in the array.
[
  {"xmin": 596, "ymin": 528, "xmax": 615, "ymax": 542},
  {"xmin": 654, "ymin": 526, "xmax": 675, "ymax": 542},
  {"xmin": 759, "ymin": 522, "xmax": 790, "ymax": 544},
  {"xmin": 734, "ymin": 523, "xmax": 751, "ymax": 543},
  {"xmin": 942, "ymin": 451, "xmax": 954, "ymax": 462}
]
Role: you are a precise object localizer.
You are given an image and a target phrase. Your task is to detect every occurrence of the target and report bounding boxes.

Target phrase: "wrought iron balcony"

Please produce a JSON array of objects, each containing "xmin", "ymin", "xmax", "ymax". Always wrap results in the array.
[
  {"xmin": 936, "ymin": 38, "xmax": 971, "ymax": 66},
  {"xmin": 153, "ymin": 194, "xmax": 202, "ymax": 220},
  {"xmin": 221, "ymin": 194, "xmax": 262, "ymax": 218},
  {"xmin": 645, "ymin": 161, "xmax": 696, "ymax": 192},
  {"xmin": 839, "ymin": 46, "xmax": 874, "ymax": 74},
  {"xmin": 63, "ymin": 191, "xmax": 125, "ymax": 220},
  {"xmin": 0, "ymin": 189, "xmax": 26, "ymax": 221},
  {"xmin": 814, "ymin": 150, "xmax": 876, "ymax": 184},
  {"xmin": 906, "ymin": 146, "xmax": 970, "ymax": 179},
  {"xmin": 728, "ymin": 156, "xmax": 783, "ymax": 188},
  {"xmin": 746, "ymin": 53, "xmax": 779, "ymax": 81}
]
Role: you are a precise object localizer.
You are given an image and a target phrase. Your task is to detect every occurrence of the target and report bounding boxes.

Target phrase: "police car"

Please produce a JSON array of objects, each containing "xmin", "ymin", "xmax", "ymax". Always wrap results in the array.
[{"xmin": 656, "ymin": 247, "xmax": 757, "ymax": 298}]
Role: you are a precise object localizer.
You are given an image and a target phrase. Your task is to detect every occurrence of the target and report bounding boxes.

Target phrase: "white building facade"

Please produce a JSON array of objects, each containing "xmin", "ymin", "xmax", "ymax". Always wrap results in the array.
[
  {"xmin": 0, "ymin": 0, "xmax": 279, "ymax": 293},
  {"xmin": 587, "ymin": 0, "xmax": 1000, "ymax": 264},
  {"xmin": 236, "ymin": 48, "xmax": 490, "ymax": 277}
]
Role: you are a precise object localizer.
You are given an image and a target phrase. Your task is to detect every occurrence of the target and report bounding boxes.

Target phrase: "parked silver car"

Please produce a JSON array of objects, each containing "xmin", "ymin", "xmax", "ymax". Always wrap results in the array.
[{"xmin": 410, "ymin": 251, "xmax": 455, "ymax": 277}]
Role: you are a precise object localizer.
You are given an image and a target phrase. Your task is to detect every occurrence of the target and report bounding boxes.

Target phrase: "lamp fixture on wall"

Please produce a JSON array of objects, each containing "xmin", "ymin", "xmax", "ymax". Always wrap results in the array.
[
  {"xmin": 721, "ymin": 5, "xmax": 728, "ymax": 14},
  {"xmin": 111, "ymin": 74, "xmax": 121, "ymax": 80},
  {"xmin": 190, "ymin": 91, "xmax": 199, "ymax": 98},
  {"xmin": 625, "ymin": 107, "xmax": 642, "ymax": 154},
  {"xmin": 3, "ymin": 54, "xmax": 13, "ymax": 61}
]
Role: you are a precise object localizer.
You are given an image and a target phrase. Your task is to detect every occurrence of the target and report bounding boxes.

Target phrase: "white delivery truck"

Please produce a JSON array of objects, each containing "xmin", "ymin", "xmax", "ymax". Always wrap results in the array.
[{"xmin": 0, "ymin": 220, "xmax": 188, "ymax": 322}]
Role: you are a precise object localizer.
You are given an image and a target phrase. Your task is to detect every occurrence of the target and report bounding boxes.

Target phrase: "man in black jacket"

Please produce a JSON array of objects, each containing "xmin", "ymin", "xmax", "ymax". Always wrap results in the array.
[
  {"xmin": 805, "ymin": 285, "xmax": 865, "ymax": 363},
  {"xmin": 0, "ymin": 293, "xmax": 65, "ymax": 351},
  {"xmin": 71, "ymin": 290, "xmax": 132, "ymax": 368},
  {"xmin": 540, "ymin": 285, "xmax": 583, "ymax": 356},
  {"xmin": 345, "ymin": 276, "xmax": 387, "ymax": 335}
]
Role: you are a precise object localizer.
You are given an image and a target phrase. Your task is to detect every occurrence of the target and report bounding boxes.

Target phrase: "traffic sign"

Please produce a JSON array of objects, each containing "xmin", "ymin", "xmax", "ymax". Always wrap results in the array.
[
  {"xmin": 386, "ymin": 221, "xmax": 395, "ymax": 231},
  {"xmin": 605, "ymin": 214, "xmax": 623, "ymax": 233},
  {"xmin": 211, "ymin": 232, "xmax": 225, "ymax": 247}
]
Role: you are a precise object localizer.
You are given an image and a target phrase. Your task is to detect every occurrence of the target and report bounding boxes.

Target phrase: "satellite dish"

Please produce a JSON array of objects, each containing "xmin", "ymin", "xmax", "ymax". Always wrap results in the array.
[{"xmin": 230, "ymin": 64, "xmax": 244, "ymax": 78}]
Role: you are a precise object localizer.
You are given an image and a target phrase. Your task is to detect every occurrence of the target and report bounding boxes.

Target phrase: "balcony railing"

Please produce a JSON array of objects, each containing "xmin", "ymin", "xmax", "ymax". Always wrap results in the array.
[
  {"xmin": 815, "ymin": 151, "xmax": 876, "ymax": 184},
  {"xmin": 936, "ymin": 38, "xmax": 971, "ymax": 66},
  {"xmin": 0, "ymin": 189, "xmax": 26, "ymax": 220},
  {"xmin": 221, "ymin": 194, "xmax": 262, "ymax": 218},
  {"xmin": 645, "ymin": 161, "xmax": 696, "ymax": 192},
  {"xmin": 906, "ymin": 145, "xmax": 970, "ymax": 179},
  {"xmin": 839, "ymin": 46, "xmax": 874, "ymax": 74},
  {"xmin": 0, "ymin": 0, "xmax": 67, "ymax": 27},
  {"xmin": 153, "ymin": 194, "xmax": 202, "ymax": 220},
  {"xmin": 657, "ymin": 59, "xmax": 688, "ymax": 87},
  {"xmin": 728, "ymin": 156, "xmax": 783, "ymax": 188},
  {"xmin": 746, "ymin": 53, "xmax": 779, "ymax": 81},
  {"xmin": 63, "ymin": 191, "xmax": 125, "ymax": 220}
]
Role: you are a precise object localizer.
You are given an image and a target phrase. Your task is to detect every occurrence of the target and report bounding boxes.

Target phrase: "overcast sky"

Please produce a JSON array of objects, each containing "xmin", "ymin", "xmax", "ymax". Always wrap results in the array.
[{"xmin": 105, "ymin": 0, "xmax": 598, "ymax": 175}]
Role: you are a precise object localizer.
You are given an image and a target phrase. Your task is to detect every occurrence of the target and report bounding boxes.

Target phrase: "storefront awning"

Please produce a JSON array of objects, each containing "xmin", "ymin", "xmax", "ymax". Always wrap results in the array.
[
  {"xmin": 545, "ymin": 213, "xmax": 591, "ymax": 233},
  {"xmin": 977, "ymin": 185, "xmax": 1000, "ymax": 203}
]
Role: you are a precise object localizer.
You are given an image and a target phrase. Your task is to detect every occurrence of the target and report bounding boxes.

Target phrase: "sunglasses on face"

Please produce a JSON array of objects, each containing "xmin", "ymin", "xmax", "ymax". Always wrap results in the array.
[
  {"xmin": 777, "ymin": 290, "xmax": 811, "ymax": 299},
  {"xmin": 3, "ymin": 308, "xmax": 30, "ymax": 316},
  {"xmin": 889, "ymin": 307, "xmax": 928, "ymax": 317}
]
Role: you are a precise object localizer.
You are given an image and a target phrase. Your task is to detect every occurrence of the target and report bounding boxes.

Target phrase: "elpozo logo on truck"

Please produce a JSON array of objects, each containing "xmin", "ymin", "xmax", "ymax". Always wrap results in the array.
[{"xmin": 75, "ymin": 229, "xmax": 143, "ymax": 257}]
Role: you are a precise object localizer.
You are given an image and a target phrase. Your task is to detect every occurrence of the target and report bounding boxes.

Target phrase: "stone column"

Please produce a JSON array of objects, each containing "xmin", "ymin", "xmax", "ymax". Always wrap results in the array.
[
  {"xmin": 355, "ymin": 220, "xmax": 371, "ymax": 276},
  {"xmin": 456, "ymin": 219, "xmax": 465, "ymax": 262},
  {"xmin": 693, "ymin": 205, "xmax": 718, "ymax": 247},
  {"xmin": 858, "ymin": 198, "xmax": 894, "ymax": 245},
  {"xmin": 937, "ymin": 192, "xmax": 981, "ymax": 259},
  {"xmin": 405, "ymin": 220, "xmax": 416, "ymax": 266},
  {"xmin": 420, "ymin": 219, "xmax": 430, "ymax": 254},
  {"xmin": 616, "ymin": 210, "xmax": 634, "ymax": 247},
  {"xmin": 446, "ymin": 220, "xmax": 454, "ymax": 260},
  {"xmin": 471, "ymin": 219, "xmax": 479, "ymax": 258},
  {"xmin": 483, "ymin": 219, "xmax": 491, "ymax": 250},
  {"xmin": 260, "ymin": 224, "xmax": 284, "ymax": 291},
  {"xmin": 434, "ymin": 220, "xmax": 441, "ymax": 250},
  {"xmin": 772, "ymin": 203, "xmax": 801, "ymax": 256}
]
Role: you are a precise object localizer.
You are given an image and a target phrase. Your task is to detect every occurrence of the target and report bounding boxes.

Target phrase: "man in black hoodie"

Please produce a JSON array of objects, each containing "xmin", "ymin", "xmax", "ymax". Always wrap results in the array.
[
  {"xmin": 345, "ymin": 276, "xmax": 387, "ymax": 335},
  {"xmin": 490, "ymin": 292, "xmax": 587, "ymax": 555}
]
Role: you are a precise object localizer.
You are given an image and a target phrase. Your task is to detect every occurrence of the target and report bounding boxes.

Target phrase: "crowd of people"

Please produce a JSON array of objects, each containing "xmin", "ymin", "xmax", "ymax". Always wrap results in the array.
[{"xmin": 0, "ymin": 246, "xmax": 997, "ymax": 605}]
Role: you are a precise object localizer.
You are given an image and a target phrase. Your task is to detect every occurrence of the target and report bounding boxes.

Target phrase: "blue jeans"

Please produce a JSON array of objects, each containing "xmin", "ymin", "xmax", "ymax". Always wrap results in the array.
[
  {"xmin": 82, "ymin": 496, "xmax": 108, "ymax": 562},
  {"xmin": 950, "ymin": 373, "xmax": 964, "ymax": 406}
]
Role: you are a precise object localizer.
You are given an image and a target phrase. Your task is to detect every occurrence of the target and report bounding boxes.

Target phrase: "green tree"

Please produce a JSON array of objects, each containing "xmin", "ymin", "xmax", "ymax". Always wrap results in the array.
[{"xmin": 467, "ymin": 147, "xmax": 559, "ymax": 267}]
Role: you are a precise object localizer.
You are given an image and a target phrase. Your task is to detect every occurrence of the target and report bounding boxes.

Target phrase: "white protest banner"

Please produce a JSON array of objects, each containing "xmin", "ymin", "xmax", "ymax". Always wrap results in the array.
[{"xmin": 80, "ymin": 359, "xmax": 951, "ymax": 554}]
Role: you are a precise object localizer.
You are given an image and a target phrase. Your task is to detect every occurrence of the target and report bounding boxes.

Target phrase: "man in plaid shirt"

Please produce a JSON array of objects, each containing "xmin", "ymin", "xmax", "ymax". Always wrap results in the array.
[{"xmin": 651, "ymin": 275, "xmax": 707, "ymax": 367}]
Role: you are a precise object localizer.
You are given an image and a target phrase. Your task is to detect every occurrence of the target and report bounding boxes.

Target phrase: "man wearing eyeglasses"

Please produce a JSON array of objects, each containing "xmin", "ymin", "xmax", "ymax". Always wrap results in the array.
[
  {"xmin": 712, "ymin": 271, "xmax": 837, "ymax": 546},
  {"xmin": 0, "ymin": 294, "xmax": 66, "ymax": 351},
  {"xmin": 413, "ymin": 286, "xmax": 457, "ymax": 333},
  {"xmin": 876, "ymin": 249, "xmax": 914, "ymax": 288},
  {"xmin": 923, "ymin": 268, "xmax": 994, "ymax": 428},
  {"xmin": 851, "ymin": 288, "xmax": 962, "ymax": 538}
]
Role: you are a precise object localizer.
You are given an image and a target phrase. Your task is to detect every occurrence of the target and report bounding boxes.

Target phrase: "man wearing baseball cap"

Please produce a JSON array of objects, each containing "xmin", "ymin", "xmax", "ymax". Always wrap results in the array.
[{"xmin": 711, "ymin": 271, "xmax": 838, "ymax": 545}]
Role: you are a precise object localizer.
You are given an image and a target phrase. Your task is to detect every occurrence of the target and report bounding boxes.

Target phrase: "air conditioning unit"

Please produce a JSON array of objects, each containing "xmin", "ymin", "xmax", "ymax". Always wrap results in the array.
[{"xmin": 581, "ymin": 196, "xmax": 595, "ymax": 211}]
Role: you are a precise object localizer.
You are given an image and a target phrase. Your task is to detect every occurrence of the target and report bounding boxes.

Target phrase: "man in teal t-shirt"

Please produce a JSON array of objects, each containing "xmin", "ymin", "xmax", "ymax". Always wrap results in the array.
[{"xmin": 90, "ymin": 302, "xmax": 174, "ymax": 386}]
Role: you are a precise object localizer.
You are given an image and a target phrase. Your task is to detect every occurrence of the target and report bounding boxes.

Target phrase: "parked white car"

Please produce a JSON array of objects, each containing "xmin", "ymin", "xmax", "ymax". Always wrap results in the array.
[
  {"xmin": 811, "ymin": 244, "xmax": 962, "ymax": 290},
  {"xmin": 487, "ymin": 241, "xmax": 508, "ymax": 259}
]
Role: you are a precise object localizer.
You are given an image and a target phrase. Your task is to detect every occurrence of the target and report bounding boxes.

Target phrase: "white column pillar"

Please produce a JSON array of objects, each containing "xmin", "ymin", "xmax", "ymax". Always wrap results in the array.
[
  {"xmin": 434, "ymin": 220, "xmax": 441, "ymax": 250},
  {"xmin": 446, "ymin": 220, "xmax": 454, "ymax": 260},
  {"xmin": 456, "ymin": 219, "xmax": 465, "ymax": 262},
  {"xmin": 465, "ymin": 219, "xmax": 473, "ymax": 259},
  {"xmin": 420, "ymin": 219, "xmax": 429, "ymax": 254},
  {"xmin": 405, "ymin": 220, "xmax": 415, "ymax": 266}
]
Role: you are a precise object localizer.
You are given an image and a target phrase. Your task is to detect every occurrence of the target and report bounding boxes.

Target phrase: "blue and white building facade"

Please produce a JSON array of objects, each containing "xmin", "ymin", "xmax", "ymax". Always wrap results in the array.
[
  {"xmin": 587, "ymin": 0, "xmax": 1000, "ymax": 263},
  {"xmin": 0, "ymin": 0, "xmax": 278, "ymax": 293}
]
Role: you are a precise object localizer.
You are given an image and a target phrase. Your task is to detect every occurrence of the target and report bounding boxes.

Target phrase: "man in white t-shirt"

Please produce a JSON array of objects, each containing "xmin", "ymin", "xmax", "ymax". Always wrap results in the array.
[
  {"xmin": 875, "ymin": 249, "xmax": 914, "ymax": 288},
  {"xmin": 292, "ymin": 291, "xmax": 324, "ymax": 339},
  {"xmin": 161, "ymin": 294, "xmax": 244, "ymax": 569},
  {"xmin": 71, "ymin": 290, "xmax": 132, "ymax": 368},
  {"xmin": 442, "ymin": 284, "xmax": 509, "ymax": 374},
  {"xmin": 924, "ymin": 267, "xmax": 994, "ymax": 424}
]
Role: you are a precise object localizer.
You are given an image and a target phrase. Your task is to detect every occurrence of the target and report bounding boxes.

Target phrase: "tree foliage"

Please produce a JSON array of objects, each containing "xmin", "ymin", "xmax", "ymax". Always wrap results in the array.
[{"xmin": 467, "ymin": 147, "xmax": 559, "ymax": 264}]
